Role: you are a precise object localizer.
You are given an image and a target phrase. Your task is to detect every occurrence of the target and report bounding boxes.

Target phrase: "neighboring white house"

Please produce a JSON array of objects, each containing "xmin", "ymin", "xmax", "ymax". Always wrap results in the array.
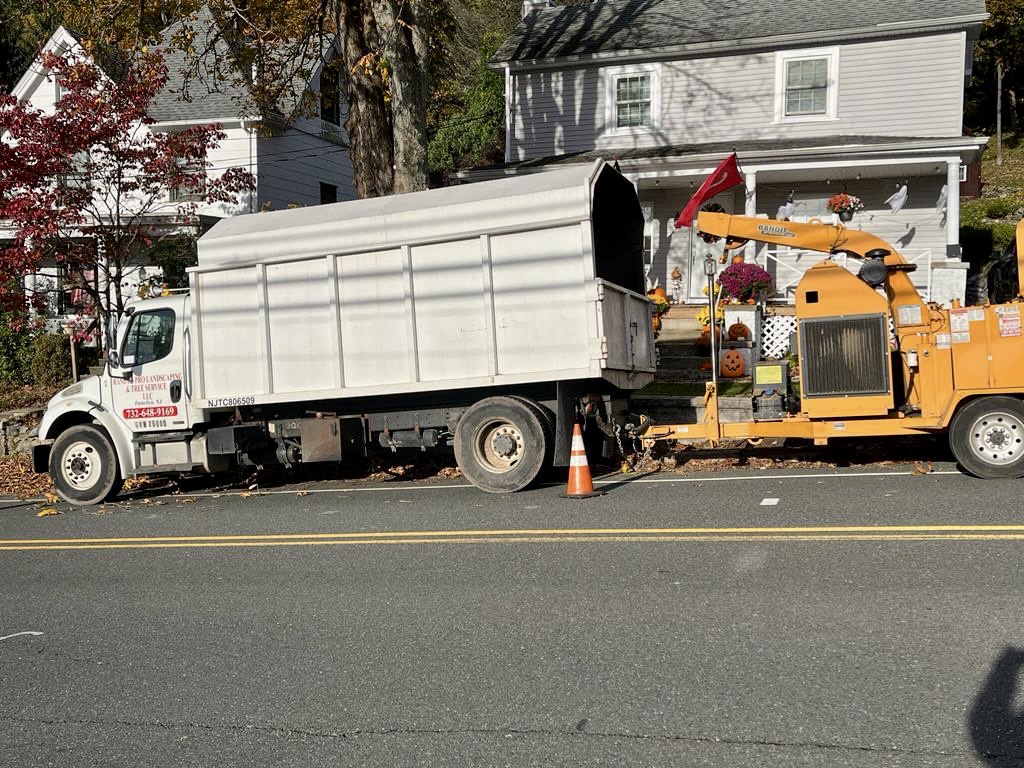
[
  {"xmin": 477, "ymin": 0, "xmax": 989, "ymax": 304},
  {"xmin": 3, "ymin": 6, "xmax": 354, "ymax": 328}
]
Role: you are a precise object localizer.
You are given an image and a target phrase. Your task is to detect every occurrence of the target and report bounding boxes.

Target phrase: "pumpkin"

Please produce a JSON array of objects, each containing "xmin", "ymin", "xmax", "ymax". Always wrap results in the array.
[
  {"xmin": 730, "ymin": 254, "xmax": 746, "ymax": 265},
  {"xmin": 720, "ymin": 348, "xmax": 746, "ymax": 378},
  {"xmin": 727, "ymin": 322, "xmax": 751, "ymax": 341}
]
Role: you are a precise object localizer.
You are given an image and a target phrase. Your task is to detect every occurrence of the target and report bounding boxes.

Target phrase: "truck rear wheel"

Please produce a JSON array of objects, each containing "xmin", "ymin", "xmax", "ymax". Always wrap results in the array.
[
  {"xmin": 49, "ymin": 425, "xmax": 124, "ymax": 505},
  {"xmin": 949, "ymin": 396, "xmax": 1024, "ymax": 479},
  {"xmin": 454, "ymin": 396, "xmax": 550, "ymax": 493}
]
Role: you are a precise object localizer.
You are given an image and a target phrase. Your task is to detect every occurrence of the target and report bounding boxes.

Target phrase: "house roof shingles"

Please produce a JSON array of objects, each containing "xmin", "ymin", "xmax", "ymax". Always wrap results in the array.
[
  {"xmin": 148, "ymin": 6, "xmax": 255, "ymax": 123},
  {"xmin": 492, "ymin": 0, "xmax": 988, "ymax": 65}
]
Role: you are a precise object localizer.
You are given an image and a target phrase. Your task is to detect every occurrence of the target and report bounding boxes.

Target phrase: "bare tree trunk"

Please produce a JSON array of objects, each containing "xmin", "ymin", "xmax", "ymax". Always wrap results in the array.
[
  {"xmin": 339, "ymin": 0, "xmax": 395, "ymax": 198},
  {"xmin": 371, "ymin": 0, "xmax": 429, "ymax": 193}
]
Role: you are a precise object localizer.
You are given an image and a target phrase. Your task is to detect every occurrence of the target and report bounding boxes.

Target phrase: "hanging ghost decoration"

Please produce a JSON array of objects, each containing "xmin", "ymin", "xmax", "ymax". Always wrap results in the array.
[
  {"xmin": 775, "ymin": 192, "xmax": 796, "ymax": 221},
  {"xmin": 885, "ymin": 184, "xmax": 908, "ymax": 213},
  {"xmin": 935, "ymin": 184, "xmax": 948, "ymax": 215}
]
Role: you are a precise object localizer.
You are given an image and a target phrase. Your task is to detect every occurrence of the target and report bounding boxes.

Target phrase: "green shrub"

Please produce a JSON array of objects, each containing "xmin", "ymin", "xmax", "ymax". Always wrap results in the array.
[
  {"xmin": 29, "ymin": 333, "xmax": 97, "ymax": 388},
  {"xmin": 960, "ymin": 199, "xmax": 987, "ymax": 228},
  {"xmin": 992, "ymin": 221, "xmax": 1018, "ymax": 252},
  {"xmin": 30, "ymin": 333, "xmax": 74, "ymax": 388},
  {"xmin": 983, "ymin": 197, "xmax": 1019, "ymax": 219},
  {"xmin": 0, "ymin": 317, "xmax": 34, "ymax": 385}
]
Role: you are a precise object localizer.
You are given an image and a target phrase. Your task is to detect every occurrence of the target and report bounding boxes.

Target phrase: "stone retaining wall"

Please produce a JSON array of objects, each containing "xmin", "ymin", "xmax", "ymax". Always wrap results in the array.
[{"xmin": 1, "ymin": 408, "xmax": 43, "ymax": 456}]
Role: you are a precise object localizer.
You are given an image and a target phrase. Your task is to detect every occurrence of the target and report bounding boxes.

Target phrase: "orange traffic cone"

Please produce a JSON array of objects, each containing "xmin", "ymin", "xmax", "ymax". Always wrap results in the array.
[{"xmin": 562, "ymin": 422, "xmax": 604, "ymax": 498}]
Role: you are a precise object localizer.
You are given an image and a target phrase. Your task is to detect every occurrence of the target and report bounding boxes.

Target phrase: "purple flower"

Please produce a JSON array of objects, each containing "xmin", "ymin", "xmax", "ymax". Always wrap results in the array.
[{"xmin": 718, "ymin": 262, "xmax": 774, "ymax": 302}]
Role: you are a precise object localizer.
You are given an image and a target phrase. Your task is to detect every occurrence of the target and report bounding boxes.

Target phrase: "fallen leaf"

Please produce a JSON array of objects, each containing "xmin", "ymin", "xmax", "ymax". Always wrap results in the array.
[
  {"xmin": 36, "ymin": 508, "xmax": 62, "ymax": 517},
  {"xmin": 176, "ymin": 498, "xmax": 196, "ymax": 504},
  {"xmin": 45, "ymin": 492, "xmax": 60, "ymax": 504},
  {"xmin": 296, "ymin": 491, "xmax": 310, "ymax": 497}
]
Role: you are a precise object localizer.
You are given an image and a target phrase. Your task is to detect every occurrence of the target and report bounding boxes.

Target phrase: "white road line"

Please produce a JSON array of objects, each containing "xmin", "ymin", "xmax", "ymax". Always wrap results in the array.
[
  {"xmin": 0, "ymin": 631, "xmax": 43, "ymax": 641},
  {"xmin": 760, "ymin": 498, "xmax": 780, "ymax": 506}
]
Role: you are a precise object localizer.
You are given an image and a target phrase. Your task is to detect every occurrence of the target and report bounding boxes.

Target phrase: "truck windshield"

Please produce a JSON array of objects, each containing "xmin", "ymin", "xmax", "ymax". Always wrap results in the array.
[{"xmin": 121, "ymin": 309, "xmax": 175, "ymax": 366}]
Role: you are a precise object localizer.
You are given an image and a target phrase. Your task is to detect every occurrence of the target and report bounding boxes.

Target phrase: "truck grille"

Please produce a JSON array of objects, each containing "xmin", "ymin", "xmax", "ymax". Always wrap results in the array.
[{"xmin": 799, "ymin": 314, "xmax": 890, "ymax": 398}]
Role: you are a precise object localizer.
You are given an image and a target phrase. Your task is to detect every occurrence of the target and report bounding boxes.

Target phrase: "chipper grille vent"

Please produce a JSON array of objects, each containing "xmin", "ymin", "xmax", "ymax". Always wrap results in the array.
[{"xmin": 799, "ymin": 314, "xmax": 890, "ymax": 398}]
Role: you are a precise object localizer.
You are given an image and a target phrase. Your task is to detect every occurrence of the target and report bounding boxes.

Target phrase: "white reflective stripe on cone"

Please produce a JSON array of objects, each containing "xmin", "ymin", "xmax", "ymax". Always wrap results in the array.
[{"xmin": 570, "ymin": 451, "xmax": 588, "ymax": 467}]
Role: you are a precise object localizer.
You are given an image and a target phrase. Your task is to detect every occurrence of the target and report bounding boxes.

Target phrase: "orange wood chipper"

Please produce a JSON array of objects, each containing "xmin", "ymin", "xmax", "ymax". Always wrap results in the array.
[{"xmin": 635, "ymin": 211, "xmax": 1024, "ymax": 478}]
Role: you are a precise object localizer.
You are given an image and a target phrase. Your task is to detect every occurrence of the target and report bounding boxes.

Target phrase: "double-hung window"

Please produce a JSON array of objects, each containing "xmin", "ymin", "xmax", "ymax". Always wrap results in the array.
[
  {"xmin": 775, "ymin": 48, "xmax": 839, "ymax": 123},
  {"xmin": 605, "ymin": 65, "xmax": 660, "ymax": 134},
  {"xmin": 169, "ymin": 156, "xmax": 206, "ymax": 203},
  {"xmin": 616, "ymin": 75, "xmax": 651, "ymax": 128}
]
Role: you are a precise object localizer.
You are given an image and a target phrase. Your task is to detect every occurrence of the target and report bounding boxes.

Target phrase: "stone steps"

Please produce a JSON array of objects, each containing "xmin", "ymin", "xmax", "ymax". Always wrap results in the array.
[{"xmin": 630, "ymin": 394, "xmax": 754, "ymax": 424}]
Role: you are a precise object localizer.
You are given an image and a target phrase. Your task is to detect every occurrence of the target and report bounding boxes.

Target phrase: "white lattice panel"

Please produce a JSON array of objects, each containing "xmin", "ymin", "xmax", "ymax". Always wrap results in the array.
[
  {"xmin": 761, "ymin": 316, "xmax": 797, "ymax": 359},
  {"xmin": 760, "ymin": 315, "xmax": 895, "ymax": 359}
]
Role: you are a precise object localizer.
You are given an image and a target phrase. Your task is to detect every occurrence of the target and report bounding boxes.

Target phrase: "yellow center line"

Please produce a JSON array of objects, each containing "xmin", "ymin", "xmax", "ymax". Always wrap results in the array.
[{"xmin": 2, "ymin": 525, "xmax": 1024, "ymax": 551}]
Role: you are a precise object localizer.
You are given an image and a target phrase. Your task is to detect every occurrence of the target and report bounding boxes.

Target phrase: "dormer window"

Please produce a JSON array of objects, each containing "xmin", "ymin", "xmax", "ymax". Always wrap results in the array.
[{"xmin": 775, "ymin": 47, "xmax": 839, "ymax": 123}]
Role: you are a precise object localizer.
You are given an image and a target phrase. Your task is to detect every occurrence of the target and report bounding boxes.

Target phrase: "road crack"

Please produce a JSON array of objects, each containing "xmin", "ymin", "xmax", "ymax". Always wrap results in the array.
[{"xmin": 0, "ymin": 713, "xmax": 988, "ymax": 759}]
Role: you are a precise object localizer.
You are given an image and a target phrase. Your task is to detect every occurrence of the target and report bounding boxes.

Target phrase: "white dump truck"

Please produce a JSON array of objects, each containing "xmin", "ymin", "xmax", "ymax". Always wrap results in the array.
[{"xmin": 34, "ymin": 161, "xmax": 656, "ymax": 503}]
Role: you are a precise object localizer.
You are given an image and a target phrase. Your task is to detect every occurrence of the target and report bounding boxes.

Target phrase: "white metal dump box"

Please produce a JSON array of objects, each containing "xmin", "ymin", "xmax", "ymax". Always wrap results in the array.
[{"xmin": 190, "ymin": 160, "xmax": 654, "ymax": 408}]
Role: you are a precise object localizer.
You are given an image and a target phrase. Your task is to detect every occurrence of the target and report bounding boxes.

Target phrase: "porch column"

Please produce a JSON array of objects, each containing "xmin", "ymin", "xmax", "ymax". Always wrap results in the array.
[
  {"xmin": 744, "ymin": 170, "xmax": 757, "ymax": 260},
  {"xmin": 946, "ymin": 159, "xmax": 961, "ymax": 261}
]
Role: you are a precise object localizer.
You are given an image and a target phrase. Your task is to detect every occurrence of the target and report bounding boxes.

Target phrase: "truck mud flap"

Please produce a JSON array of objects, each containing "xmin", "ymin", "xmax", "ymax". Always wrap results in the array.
[{"xmin": 32, "ymin": 442, "xmax": 51, "ymax": 473}]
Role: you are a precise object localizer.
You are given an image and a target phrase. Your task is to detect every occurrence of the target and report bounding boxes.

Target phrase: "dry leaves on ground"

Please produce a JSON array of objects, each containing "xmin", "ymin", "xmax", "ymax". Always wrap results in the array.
[{"xmin": 0, "ymin": 455, "xmax": 54, "ymax": 499}]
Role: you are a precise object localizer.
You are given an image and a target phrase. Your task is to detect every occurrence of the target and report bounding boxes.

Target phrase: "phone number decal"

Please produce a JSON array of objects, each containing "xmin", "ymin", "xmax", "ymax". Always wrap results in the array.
[
  {"xmin": 207, "ymin": 396, "xmax": 256, "ymax": 407},
  {"xmin": 123, "ymin": 406, "xmax": 178, "ymax": 419}
]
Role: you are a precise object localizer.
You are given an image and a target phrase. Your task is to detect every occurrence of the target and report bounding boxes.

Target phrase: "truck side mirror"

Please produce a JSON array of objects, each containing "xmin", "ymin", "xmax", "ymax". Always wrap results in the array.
[{"xmin": 106, "ymin": 350, "xmax": 133, "ymax": 381}]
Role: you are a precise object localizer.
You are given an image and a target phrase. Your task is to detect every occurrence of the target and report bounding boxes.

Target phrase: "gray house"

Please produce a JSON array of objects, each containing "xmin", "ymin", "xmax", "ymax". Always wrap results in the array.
[{"xmin": 479, "ymin": 0, "xmax": 988, "ymax": 304}]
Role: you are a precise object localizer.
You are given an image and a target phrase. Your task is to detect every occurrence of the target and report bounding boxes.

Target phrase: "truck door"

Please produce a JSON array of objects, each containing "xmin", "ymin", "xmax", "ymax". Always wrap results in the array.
[{"xmin": 110, "ymin": 306, "xmax": 191, "ymax": 433}]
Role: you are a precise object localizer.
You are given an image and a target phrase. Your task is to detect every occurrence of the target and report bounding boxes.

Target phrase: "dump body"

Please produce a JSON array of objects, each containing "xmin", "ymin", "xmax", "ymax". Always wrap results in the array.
[{"xmin": 189, "ymin": 160, "xmax": 654, "ymax": 414}]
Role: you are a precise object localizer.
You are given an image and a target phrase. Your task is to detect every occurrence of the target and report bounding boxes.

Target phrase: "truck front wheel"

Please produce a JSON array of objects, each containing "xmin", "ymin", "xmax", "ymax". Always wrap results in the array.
[
  {"xmin": 49, "ymin": 425, "xmax": 124, "ymax": 505},
  {"xmin": 949, "ymin": 396, "xmax": 1024, "ymax": 479},
  {"xmin": 455, "ymin": 396, "xmax": 550, "ymax": 493}
]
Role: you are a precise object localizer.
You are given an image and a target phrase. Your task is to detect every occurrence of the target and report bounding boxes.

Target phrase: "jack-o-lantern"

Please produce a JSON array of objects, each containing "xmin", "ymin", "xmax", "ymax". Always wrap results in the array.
[
  {"xmin": 720, "ymin": 348, "xmax": 746, "ymax": 378},
  {"xmin": 727, "ymin": 322, "xmax": 751, "ymax": 341}
]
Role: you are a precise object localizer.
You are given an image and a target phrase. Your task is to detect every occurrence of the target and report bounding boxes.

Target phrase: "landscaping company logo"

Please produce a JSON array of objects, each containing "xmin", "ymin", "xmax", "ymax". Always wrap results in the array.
[{"xmin": 758, "ymin": 224, "xmax": 796, "ymax": 238}]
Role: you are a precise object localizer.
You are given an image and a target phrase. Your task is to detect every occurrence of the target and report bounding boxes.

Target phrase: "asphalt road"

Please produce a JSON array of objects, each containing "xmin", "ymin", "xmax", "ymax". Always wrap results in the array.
[{"xmin": 1, "ymin": 463, "xmax": 1023, "ymax": 767}]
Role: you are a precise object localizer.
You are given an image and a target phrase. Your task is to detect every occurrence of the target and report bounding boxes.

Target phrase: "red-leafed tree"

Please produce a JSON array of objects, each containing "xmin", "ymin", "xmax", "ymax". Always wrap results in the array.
[{"xmin": 0, "ymin": 47, "xmax": 254, "ymax": 343}]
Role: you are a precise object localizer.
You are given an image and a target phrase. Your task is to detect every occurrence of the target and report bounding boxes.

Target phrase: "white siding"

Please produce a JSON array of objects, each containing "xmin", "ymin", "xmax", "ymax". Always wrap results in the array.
[
  {"xmin": 642, "ymin": 178, "xmax": 950, "ymax": 302},
  {"xmin": 512, "ymin": 32, "xmax": 967, "ymax": 159},
  {"xmin": 255, "ymin": 120, "xmax": 355, "ymax": 210}
]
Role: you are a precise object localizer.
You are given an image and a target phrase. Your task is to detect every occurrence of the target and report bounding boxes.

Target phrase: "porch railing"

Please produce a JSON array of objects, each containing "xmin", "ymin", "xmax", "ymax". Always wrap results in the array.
[{"xmin": 759, "ymin": 248, "xmax": 934, "ymax": 303}]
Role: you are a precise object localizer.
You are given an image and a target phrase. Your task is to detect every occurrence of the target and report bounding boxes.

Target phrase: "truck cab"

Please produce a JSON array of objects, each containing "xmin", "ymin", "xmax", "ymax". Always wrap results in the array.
[{"xmin": 34, "ymin": 294, "xmax": 208, "ymax": 505}]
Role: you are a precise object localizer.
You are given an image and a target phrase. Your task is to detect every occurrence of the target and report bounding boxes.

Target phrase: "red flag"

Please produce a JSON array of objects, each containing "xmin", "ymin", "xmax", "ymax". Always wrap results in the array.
[{"xmin": 674, "ymin": 153, "xmax": 743, "ymax": 229}]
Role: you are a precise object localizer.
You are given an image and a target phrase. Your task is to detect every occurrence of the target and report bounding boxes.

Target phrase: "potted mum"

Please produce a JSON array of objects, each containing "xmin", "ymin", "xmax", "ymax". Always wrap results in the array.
[
  {"xmin": 718, "ymin": 262, "xmax": 774, "ymax": 303},
  {"xmin": 646, "ymin": 288, "xmax": 671, "ymax": 336},
  {"xmin": 826, "ymin": 192, "xmax": 865, "ymax": 222},
  {"xmin": 718, "ymin": 262, "xmax": 773, "ymax": 346}
]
